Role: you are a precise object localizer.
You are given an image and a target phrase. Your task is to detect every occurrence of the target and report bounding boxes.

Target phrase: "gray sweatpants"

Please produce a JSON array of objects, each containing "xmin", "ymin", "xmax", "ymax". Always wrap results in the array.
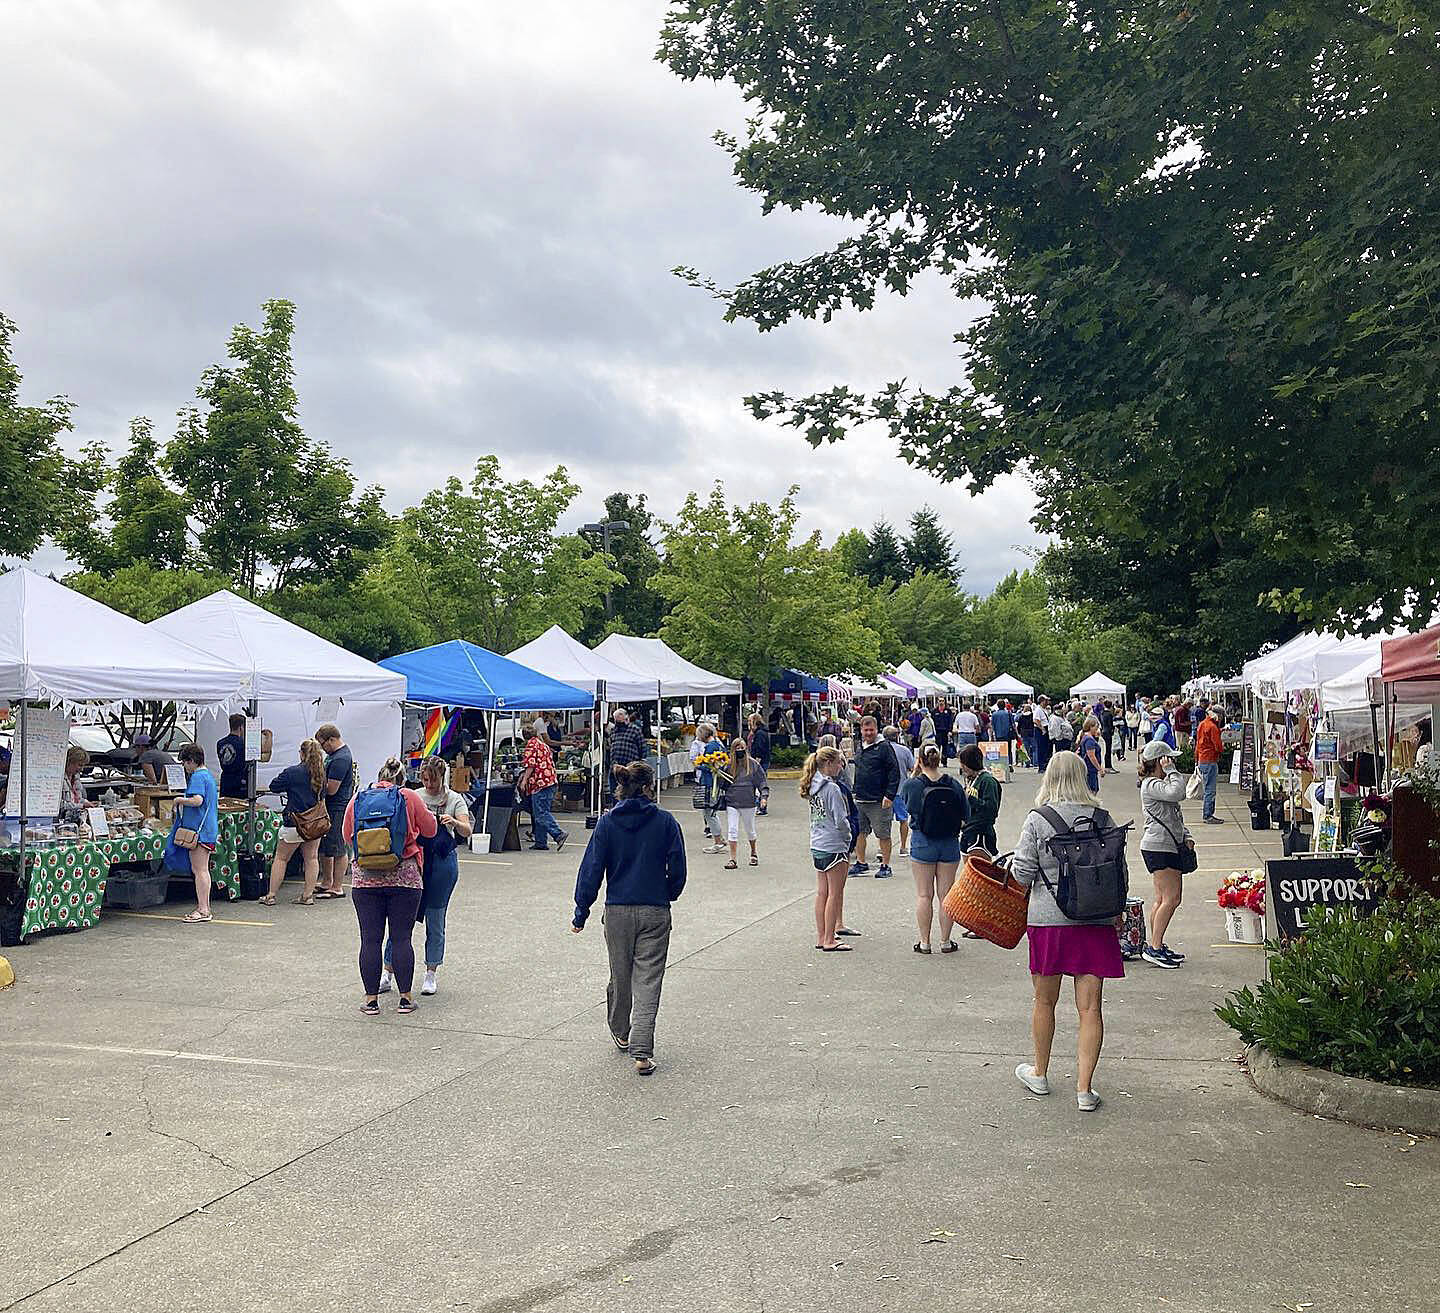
[{"xmin": 604, "ymin": 904, "xmax": 672, "ymax": 1060}]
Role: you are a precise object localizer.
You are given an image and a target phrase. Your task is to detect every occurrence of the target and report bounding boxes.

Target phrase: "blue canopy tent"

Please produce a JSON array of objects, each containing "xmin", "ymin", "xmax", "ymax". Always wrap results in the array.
[{"xmin": 378, "ymin": 640, "xmax": 593, "ymax": 835}]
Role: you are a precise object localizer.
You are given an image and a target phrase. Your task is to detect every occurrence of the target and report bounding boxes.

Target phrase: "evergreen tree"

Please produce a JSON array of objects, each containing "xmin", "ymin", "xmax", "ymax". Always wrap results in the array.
[
  {"xmin": 863, "ymin": 519, "xmax": 908, "ymax": 586},
  {"xmin": 905, "ymin": 506, "xmax": 956, "ymax": 582}
]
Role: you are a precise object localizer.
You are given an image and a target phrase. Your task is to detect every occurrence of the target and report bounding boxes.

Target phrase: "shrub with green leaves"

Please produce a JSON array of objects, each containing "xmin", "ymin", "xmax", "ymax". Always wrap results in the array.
[
  {"xmin": 1216, "ymin": 895, "xmax": 1440, "ymax": 1088},
  {"xmin": 768, "ymin": 746, "xmax": 809, "ymax": 769}
]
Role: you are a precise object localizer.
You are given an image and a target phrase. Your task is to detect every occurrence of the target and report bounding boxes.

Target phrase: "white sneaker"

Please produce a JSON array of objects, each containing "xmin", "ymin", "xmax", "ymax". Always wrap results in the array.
[
  {"xmin": 377, "ymin": 969, "xmax": 394, "ymax": 994},
  {"xmin": 420, "ymin": 969, "xmax": 438, "ymax": 996},
  {"xmin": 1015, "ymin": 1063, "xmax": 1050, "ymax": 1095},
  {"xmin": 702, "ymin": 843, "xmax": 726, "ymax": 854},
  {"xmin": 1077, "ymin": 1089, "xmax": 1103, "ymax": 1112}
]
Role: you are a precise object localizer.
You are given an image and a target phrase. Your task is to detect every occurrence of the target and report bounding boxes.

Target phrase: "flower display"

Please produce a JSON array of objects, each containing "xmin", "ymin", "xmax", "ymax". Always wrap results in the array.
[
  {"xmin": 1217, "ymin": 868, "xmax": 1265, "ymax": 916},
  {"xmin": 692, "ymin": 750, "xmax": 730, "ymax": 771}
]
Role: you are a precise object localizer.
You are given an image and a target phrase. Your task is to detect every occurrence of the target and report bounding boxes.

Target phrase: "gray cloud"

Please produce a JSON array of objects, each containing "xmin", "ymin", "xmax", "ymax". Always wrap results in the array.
[{"xmin": 0, "ymin": 0, "xmax": 1045, "ymax": 591}]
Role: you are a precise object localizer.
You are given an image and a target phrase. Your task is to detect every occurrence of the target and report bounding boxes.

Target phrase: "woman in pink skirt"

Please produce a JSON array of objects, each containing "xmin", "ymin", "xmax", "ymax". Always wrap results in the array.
[{"xmin": 1010, "ymin": 751, "xmax": 1124, "ymax": 1112}]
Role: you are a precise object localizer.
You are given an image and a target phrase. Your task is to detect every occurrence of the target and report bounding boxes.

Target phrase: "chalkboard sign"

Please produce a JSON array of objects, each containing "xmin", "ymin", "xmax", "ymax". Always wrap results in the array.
[
  {"xmin": 1266, "ymin": 854, "xmax": 1381, "ymax": 941},
  {"xmin": 1238, "ymin": 721, "xmax": 1257, "ymax": 791}
]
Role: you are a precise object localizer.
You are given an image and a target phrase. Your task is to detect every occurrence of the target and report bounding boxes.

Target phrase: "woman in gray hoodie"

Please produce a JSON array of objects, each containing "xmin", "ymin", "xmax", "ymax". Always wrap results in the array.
[
  {"xmin": 722, "ymin": 739, "xmax": 767, "ymax": 868},
  {"xmin": 802, "ymin": 746, "xmax": 853, "ymax": 951}
]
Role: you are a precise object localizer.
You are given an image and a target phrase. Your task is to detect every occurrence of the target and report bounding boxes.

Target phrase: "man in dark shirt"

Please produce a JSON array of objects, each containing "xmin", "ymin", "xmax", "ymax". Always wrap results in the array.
[
  {"xmin": 216, "ymin": 713, "xmax": 248, "ymax": 799},
  {"xmin": 932, "ymin": 699, "xmax": 955, "ymax": 764},
  {"xmin": 607, "ymin": 709, "xmax": 647, "ymax": 796},
  {"xmin": 316, "ymin": 722, "xmax": 355, "ymax": 897}
]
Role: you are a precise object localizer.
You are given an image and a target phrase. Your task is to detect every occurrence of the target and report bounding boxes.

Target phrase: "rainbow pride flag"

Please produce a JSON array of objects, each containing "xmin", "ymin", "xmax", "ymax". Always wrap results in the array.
[{"xmin": 418, "ymin": 706, "xmax": 461, "ymax": 759}]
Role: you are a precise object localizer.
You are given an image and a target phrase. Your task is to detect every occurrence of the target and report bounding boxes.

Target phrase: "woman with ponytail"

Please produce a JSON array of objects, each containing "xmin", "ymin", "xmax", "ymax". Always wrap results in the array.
[{"xmin": 261, "ymin": 738, "xmax": 328, "ymax": 905}]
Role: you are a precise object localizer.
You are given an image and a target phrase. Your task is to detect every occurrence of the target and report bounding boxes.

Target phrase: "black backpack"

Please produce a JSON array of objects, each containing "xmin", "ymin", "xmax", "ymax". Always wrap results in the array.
[
  {"xmin": 1033, "ymin": 805, "xmax": 1130, "ymax": 920},
  {"xmin": 917, "ymin": 778, "xmax": 967, "ymax": 839}
]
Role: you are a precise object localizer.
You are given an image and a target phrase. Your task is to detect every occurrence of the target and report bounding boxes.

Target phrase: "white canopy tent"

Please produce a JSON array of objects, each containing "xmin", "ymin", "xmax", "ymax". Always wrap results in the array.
[
  {"xmin": 0, "ymin": 569, "xmax": 249, "ymax": 712},
  {"xmin": 891, "ymin": 661, "xmax": 945, "ymax": 697},
  {"xmin": 1070, "ymin": 670, "xmax": 1127, "ymax": 700},
  {"xmin": 983, "ymin": 673, "xmax": 1035, "ymax": 698},
  {"xmin": 508, "ymin": 625, "xmax": 658, "ymax": 701},
  {"xmin": 593, "ymin": 635, "xmax": 740, "ymax": 698},
  {"xmin": 836, "ymin": 674, "xmax": 894, "ymax": 701},
  {"xmin": 150, "ymin": 590, "xmax": 406, "ymax": 792},
  {"xmin": 941, "ymin": 672, "xmax": 982, "ymax": 699}
]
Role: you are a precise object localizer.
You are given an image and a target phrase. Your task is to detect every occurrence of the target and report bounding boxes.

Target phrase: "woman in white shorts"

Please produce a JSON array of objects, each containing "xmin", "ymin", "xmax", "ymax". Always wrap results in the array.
[
  {"xmin": 261, "ymin": 738, "xmax": 327, "ymax": 905},
  {"xmin": 722, "ymin": 739, "xmax": 767, "ymax": 868}
]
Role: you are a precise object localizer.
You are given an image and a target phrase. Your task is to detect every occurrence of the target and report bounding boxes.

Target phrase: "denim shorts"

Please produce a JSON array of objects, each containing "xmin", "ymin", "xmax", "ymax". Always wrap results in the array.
[{"xmin": 909, "ymin": 831, "xmax": 961, "ymax": 864}]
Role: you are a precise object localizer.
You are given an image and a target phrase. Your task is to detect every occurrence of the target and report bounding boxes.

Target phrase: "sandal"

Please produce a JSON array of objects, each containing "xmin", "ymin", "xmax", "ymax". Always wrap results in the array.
[
  {"xmin": 941, "ymin": 940, "xmax": 959, "ymax": 954},
  {"xmin": 292, "ymin": 894, "xmax": 316, "ymax": 905},
  {"xmin": 914, "ymin": 943, "xmax": 932, "ymax": 955},
  {"xmin": 821, "ymin": 943, "xmax": 853, "ymax": 952},
  {"xmin": 316, "ymin": 888, "xmax": 345, "ymax": 899},
  {"xmin": 257, "ymin": 894, "xmax": 276, "ymax": 906},
  {"xmin": 723, "ymin": 860, "xmax": 738, "ymax": 869},
  {"xmin": 182, "ymin": 910, "xmax": 213, "ymax": 924},
  {"xmin": 748, "ymin": 856, "xmax": 758, "ymax": 866}
]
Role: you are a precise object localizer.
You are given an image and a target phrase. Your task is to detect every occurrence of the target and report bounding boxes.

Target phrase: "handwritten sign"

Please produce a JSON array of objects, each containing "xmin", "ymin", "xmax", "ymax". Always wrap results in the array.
[
  {"xmin": 163, "ymin": 763, "xmax": 188, "ymax": 791},
  {"xmin": 1266, "ymin": 855, "xmax": 1381, "ymax": 940},
  {"xmin": 10, "ymin": 704, "xmax": 69, "ymax": 819},
  {"xmin": 87, "ymin": 806, "xmax": 109, "ymax": 838}
]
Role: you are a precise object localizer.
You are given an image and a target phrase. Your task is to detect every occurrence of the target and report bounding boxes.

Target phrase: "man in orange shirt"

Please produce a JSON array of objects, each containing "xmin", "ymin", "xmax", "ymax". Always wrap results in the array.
[{"xmin": 1194, "ymin": 706, "xmax": 1224, "ymax": 824}]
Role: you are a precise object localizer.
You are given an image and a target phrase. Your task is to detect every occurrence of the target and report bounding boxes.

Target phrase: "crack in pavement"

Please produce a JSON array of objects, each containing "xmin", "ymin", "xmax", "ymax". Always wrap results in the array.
[{"xmin": 136, "ymin": 1064, "xmax": 252, "ymax": 1182}]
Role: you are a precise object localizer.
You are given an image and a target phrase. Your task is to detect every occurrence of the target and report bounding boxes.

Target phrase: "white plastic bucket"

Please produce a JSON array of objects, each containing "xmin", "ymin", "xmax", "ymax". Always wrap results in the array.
[
  {"xmin": 1225, "ymin": 908, "xmax": 1264, "ymax": 944},
  {"xmin": 469, "ymin": 833, "xmax": 492, "ymax": 854}
]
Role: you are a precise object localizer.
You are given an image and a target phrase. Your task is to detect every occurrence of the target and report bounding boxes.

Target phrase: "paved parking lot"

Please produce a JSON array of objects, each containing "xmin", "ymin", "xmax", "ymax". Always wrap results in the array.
[{"xmin": 3, "ymin": 768, "xmax": 1437, "ymax": 1311}]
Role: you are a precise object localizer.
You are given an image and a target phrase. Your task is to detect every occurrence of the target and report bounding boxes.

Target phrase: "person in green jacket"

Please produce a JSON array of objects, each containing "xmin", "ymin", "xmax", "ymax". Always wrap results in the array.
[{"xmin": 956, "ymin": 744, "xmax": 1002, "ymax": 853}]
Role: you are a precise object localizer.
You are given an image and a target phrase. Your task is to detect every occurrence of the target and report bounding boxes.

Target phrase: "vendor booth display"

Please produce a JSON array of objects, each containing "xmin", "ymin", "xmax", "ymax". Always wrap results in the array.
[
  {"xmin": 378, "ymin": 640, "xmax": 592, "ymax": 848},
  {"xmin": 0, "ymin": 570, "xmax": 252, "ymax": 944}
]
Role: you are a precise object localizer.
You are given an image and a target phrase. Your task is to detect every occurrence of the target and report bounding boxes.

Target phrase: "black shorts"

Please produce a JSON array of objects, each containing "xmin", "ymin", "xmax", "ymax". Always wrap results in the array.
[{"xmin": 1142, "ymin": 848, "xmax": 1196, "ymax": 874}]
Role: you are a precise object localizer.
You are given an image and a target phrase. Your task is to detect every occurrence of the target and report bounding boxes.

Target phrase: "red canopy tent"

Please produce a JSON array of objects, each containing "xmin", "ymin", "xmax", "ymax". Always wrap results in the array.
[{"xmin": 1381, "ymin": 625, "xmax": 1440, "ymax": 702}]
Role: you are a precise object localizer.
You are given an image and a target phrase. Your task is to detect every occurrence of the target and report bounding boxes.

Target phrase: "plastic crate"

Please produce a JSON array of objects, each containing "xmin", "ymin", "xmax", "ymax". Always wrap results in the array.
[{"xmin": 103, "ymin": 870, "xmax": 169, "ymax": 909}]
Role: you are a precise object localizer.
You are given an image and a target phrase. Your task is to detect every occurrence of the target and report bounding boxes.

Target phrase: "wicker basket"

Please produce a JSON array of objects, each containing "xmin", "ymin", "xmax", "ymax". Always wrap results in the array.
[{"xmin": 943, "ymin": 850, "xmax": 1029, "ymax": 949}]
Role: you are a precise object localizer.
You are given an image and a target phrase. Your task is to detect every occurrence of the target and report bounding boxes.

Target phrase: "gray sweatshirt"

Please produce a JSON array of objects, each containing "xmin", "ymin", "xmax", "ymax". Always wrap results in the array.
[
  {"xmin": 1139, "ymin": 770, "xmax": 1191, "ymax": 853},
  {"xmin": 723, "ymin": 763, "xmax": 767, "ymax": 810},
  {"xmin": 808, "ymin": 774, "xmax": 852, "ymax": 854},
  {"xmin": 1012, "ymin": 801, "xmax": 1122, "ymax": 926}
]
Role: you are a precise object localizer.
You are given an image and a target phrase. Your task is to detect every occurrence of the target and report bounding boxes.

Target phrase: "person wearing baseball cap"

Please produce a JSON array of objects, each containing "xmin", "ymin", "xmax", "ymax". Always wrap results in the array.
[{"xmin": 1137, "ymin": 738, "xmax": 1195, "ymax": 969}]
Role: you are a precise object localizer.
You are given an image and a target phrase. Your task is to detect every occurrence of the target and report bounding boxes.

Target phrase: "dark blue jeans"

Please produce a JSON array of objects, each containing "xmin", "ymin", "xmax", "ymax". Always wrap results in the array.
[
  {"xmin": 529, "ymin": 785, "xmax": 565, "ymax": 848},
  {"xmin": 384, "ymin": 849, "xmax": 459, "ymax": 969}
]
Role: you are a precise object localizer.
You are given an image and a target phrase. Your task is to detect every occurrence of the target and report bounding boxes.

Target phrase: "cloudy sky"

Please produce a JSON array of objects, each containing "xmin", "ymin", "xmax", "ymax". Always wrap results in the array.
[{"xmin": 2, "ymin": 1, "xmax": 1044, "ymax": 590}]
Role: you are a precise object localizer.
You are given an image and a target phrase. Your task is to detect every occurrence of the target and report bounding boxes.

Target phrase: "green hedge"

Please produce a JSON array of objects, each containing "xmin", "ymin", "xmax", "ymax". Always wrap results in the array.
[
  {"xmin": 1216, "ymin": 888, "xmax": 1440, "ymax": 1087},
  {"xmin": 769, "ymin": 745, "xmax": 808, "ymax": 769}
]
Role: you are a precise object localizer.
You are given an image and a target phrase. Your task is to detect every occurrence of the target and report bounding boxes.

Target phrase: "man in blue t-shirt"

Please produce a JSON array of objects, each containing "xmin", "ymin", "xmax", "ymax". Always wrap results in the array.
[
  {"xmin": 316, "ymin": 723, "xmax": 356, "ymax": 897},
  {"xmin": 216, "ymin": 713, "xmax": 248, "ymax": 799}
]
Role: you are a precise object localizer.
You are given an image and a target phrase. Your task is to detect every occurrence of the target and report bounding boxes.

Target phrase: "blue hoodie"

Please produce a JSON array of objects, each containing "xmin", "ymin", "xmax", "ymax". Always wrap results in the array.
[{"xmin": 572, "ymin": 797, "xmax": 687, "ymax": 928}]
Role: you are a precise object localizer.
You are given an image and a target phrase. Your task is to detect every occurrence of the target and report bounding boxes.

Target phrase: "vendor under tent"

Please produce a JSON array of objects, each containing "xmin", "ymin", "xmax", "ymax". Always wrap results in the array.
[
  {"xmin": 982, "ymin": 672, "xmax": 1035, "ymax": 699},
  {"xmin": 149, "ymin": 590, "xmax": 405, "ymax": 806},
  {"xmin": 1070, "ymin": 670, "xmax": 1127, "ymax": 702},
  {"xmin": 377, "ymin": 640, "xmax": 592, "ymax": 840},
  {"xmin": 0, "ymin": 569, "xmax": 254, "ymax": 942}
]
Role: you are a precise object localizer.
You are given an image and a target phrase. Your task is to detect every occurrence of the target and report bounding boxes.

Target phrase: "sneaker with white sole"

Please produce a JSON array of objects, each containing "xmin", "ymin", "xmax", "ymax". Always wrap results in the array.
[
  {"xmin": 1077, "ymin": 1090, "xmax": 1103, "ymax": 1112},
  {"xmin": 420, "ymin": 969, "xmax": 438, "ymax": 996},
  {"xmin": 1142, "ymin": 945, "xmax": 1180, "ymax": 969},
  {"xmin": 702, "ymin": 843, "xmax": 726, "ymax": 854},
  {"xmin": 377, "ymin": 968, "xmax": 394, "ymax": 994},
  {"xmin": 1015, "ymin": 1063, "xmax": 1050, "ymax": 1095}
]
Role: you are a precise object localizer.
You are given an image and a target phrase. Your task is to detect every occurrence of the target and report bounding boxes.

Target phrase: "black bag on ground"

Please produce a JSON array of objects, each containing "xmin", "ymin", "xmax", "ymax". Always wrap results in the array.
[
  {"xmin": 917, "ymin": 778, "xmax": 968, "ymax": 839},
  {"xmin": 1034, "ymin": 805, "xmax": 1131, "ymax": 920}
]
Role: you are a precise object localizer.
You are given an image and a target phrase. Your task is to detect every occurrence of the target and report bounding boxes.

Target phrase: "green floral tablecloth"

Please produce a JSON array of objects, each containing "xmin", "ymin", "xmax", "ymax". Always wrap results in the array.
[{"xmin": 16, "ymin": 809, "xmax": 282, "ymax": 939}]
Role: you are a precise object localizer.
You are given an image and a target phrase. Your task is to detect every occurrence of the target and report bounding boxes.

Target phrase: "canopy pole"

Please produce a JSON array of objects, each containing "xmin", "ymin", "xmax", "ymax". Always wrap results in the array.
[
  {"xmin": 17, "ymin": 700, "xmax": 29, "ymax": 888},
  {"xmin": 482, "ymin": 711, "xmax": 496, "ymax": 838}
]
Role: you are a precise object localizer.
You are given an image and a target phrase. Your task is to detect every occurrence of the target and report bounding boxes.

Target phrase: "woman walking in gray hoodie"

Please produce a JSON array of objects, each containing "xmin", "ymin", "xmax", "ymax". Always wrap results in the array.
[{"xmin": 803, "ymin": 746, "xmax": 853, "ymax": 952}]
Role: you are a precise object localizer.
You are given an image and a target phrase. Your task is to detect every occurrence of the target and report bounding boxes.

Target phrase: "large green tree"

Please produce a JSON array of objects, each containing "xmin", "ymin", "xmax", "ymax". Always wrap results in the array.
[
  {"xmin": 661, "ymin": 2, "xmax": 1440, "ymax": 667},
  {"xmin": 881, "ymin": 569, "xmax": 970, "ymax": 669},
  {"xmin": 653, "ymin": 483, "xmax": 883, "ymax": 684},
  {"xmin": 378, "ymin": 456, "xmax": 621, "ymax": 653},
  {"xmin": 861, "ymin": 519, "xmax": 909, "ymax": 587},
  {"xmin": 166, "ymin": 299, "xmax": 388, "ymax": 594},
  {"xmin": 0, "ymin": 313, "xmax": 73, "ymax": 557},
  {"xmin": 904, "ymin": 506, "xmax": 957, "ymax": 583}
]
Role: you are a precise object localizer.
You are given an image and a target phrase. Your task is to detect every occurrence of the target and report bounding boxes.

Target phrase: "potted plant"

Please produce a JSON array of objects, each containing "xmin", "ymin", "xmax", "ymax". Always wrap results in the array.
[{"xmin": 1217, "ymin": 869, "xmax": 1266, "ymax": 943}]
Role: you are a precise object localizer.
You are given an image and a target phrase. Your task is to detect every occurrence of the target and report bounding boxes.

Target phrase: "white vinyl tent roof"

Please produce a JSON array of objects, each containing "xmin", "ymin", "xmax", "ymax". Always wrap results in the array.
[
  {"xmin": 1070, "ymin": 671, "xmax": 1126, "ymax": 698},
  {"xmin": 836, "ymin": 673, "xmax": 893, "ymax": 699},
  {"xmin": 593, "ymin": 634, "xmax": 741, "ymax": 698},
  {"xmin": 150, "ymin": 590, "xmax": 406, "ymax": 703},
  {"xmin": 0, "ymin": 569, "xmax": 251, "ymax": 711},
  {"xmin": 941, "ymin": 671, "xmax": 982, "ymax": 697},
  {"xmin": 892, "ymin": 660, "xmax": 945, "ymax": 696},
  {"xmin": 507, "ymin": 625, "xmax": 656, "ymax": 701},
  {"xmin": 982, "ymin": 672, "xmax": 1035, "ymax": 697}
]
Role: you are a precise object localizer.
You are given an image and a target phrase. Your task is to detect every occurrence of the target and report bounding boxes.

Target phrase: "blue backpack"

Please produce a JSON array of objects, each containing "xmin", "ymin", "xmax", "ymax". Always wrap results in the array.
[{"xmin": 352, "ymin": 784, "xmax": 409, "ymax": 871}]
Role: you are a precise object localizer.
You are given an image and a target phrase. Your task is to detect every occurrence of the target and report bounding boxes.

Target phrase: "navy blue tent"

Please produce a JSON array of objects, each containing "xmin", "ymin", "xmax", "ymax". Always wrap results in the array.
[
  {"xmin": 379, "ymin": 640, "xmax": 592, "ymax": 711},
  {"xmin": 742, "ymin": 668, "xmax": 829, "ymax": 699}
]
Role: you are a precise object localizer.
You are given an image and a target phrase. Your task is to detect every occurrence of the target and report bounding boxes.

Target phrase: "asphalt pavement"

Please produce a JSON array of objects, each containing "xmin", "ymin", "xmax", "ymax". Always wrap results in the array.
[{"xmin": 2, "ymin": 758, "xmax": 1437, "ymax": 1312}]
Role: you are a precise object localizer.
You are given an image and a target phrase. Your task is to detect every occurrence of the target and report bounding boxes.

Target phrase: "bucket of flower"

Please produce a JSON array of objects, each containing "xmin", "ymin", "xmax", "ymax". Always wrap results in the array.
[{"xmin": 1217, "ymin": 869, "xmax": 1266, "ymax": 943}]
